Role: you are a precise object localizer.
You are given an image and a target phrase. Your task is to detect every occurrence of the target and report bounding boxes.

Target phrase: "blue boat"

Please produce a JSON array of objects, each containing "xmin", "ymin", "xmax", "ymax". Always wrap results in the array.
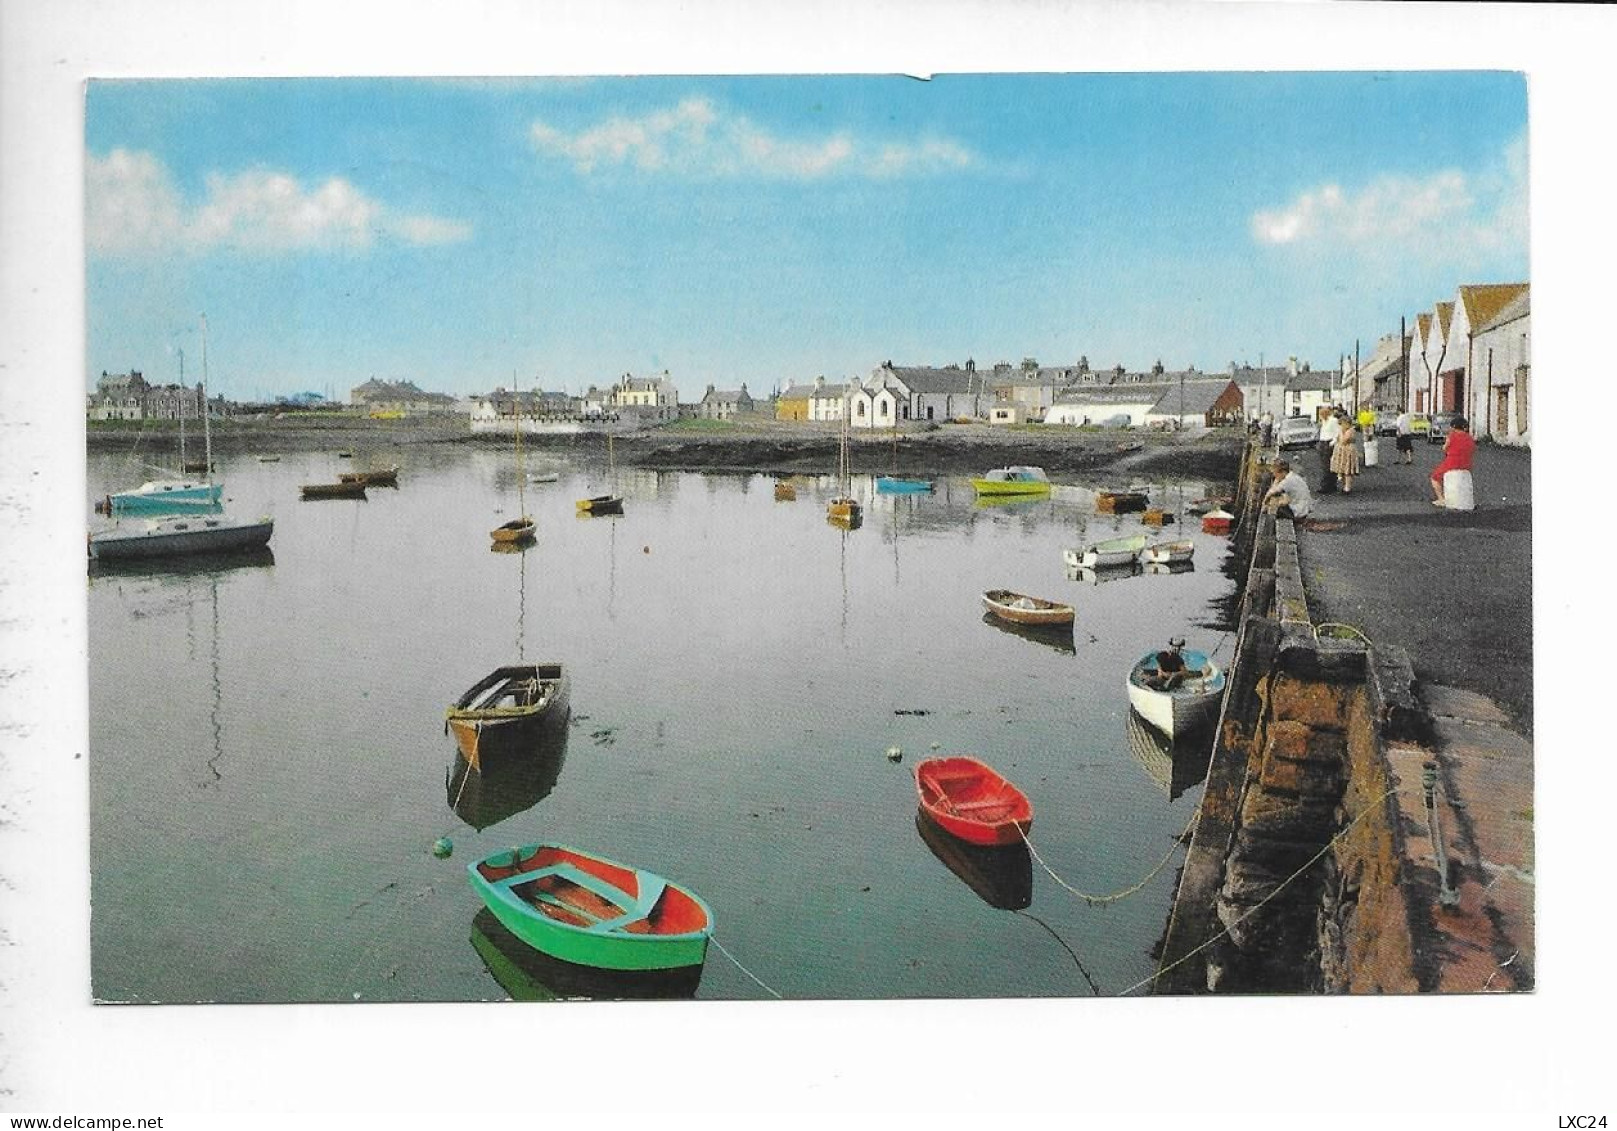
[
  {"xmin": 875, "ymin": 476, "xmax": 934, "ymax": 494},
  {"xmin": 108, "ymin": 479, "xmax": 223, "ymax": 513}
]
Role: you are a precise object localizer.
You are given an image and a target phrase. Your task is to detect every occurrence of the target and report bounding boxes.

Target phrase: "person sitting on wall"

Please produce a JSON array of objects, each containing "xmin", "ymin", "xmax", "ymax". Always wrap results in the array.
[
  {"xmin": 1149, "ymin": 637, "xmax": 1190, "ymax": 690},
  {"xmin": 1430, "ymin": 415, "xmax": 1476, "ymax": 505},
  {"xmin": 1262, "ymin": 457, "xmax": 1313, "ymax": 521}
]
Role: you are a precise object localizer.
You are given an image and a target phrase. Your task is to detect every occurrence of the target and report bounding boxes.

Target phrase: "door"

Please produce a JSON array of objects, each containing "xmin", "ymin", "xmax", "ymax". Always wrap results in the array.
[{"xmin": 1496, "ymin": 388, "xmax": 1510, "ymax": 437}]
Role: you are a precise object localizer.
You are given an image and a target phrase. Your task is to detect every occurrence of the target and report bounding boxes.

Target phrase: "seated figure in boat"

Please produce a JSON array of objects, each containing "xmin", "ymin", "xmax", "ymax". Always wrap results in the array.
[{"xmin": 1146, "ymin": 637, "xmax": 1190, "ymax": 690}]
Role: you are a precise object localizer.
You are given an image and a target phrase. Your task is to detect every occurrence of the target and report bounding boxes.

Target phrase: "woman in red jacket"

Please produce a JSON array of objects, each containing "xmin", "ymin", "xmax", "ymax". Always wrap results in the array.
[{"xmin": 1430, "ymin": 416, "xmax": 1475, "ymax": 505}]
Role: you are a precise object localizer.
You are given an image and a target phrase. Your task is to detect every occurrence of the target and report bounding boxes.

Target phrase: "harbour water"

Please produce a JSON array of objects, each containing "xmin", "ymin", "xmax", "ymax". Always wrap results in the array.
[{"xmin": 88, "ymin": 446, "xmax": 1237, "ymax": 1002}]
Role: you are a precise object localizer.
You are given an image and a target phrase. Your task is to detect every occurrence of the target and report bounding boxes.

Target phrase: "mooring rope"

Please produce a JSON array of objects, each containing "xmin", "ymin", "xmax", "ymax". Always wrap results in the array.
[
  {"xmin": 1015, "ymin": 808, "xmax": 1199, "ymax": 907},
  {"xmin": 709, "ymin": 934, "xmax": 784, "ymax": 1000},
  {"xmin": 1117, "ymin": 784, "xmax": 1400, "ymax": 996}
]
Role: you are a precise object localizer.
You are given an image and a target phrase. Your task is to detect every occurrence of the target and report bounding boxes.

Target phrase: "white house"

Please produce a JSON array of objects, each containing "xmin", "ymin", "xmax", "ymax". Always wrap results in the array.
[
  {"xmin": 808, "ymin": 377, "xmax": 853, "ymax": 422},
  {"xmin": 1407, "ymin": 312, "xmax": 1439, "ymax": 415},
  {"xmin": 1470, "ymin": 287, "xmax": 1530, "ymax": 446},
  {"xmin": 849, "ymin": 375, "xmax": 911, "ymax": 430},
  {"xmin": 1444, "ymin": 283, "xmax": 1529, "ymax": 441},
  {"xmin": 610, "ymin": 372, "xmax": 680, "ymax": 423},
  {"xmin": 870, "ymin": 361, "xmax": 990, "ymax": 423},
  {"xmin": 1045, "ymin": 383, "xmax": 1165, "ymax": 427}
]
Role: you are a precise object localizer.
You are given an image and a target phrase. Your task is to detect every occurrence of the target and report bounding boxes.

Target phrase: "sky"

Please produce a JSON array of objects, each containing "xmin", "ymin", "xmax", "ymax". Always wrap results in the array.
[{"xmin": 84, "ymin": 72, "xmax": 1528, "ymax": 403}]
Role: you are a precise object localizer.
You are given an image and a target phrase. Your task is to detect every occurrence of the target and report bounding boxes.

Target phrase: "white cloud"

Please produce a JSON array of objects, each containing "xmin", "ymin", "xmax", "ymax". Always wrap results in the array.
[
  {"xmin": 87, "ymin": 149, "xmax": 471, "ymax": 255},
  {"xmin": 530, "ymin": 97, "xmax": 975, "ymax": 179},
  {"xmin": 1251, "ymin": 134, "xmax": 1527, "ymax": 266}
]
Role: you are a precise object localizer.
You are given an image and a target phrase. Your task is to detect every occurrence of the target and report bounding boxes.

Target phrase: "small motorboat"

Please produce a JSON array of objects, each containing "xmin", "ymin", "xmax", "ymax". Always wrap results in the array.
[
  {"xmin": 874, "ymin": 476, "xmax": 934, "ymax": 495},
  {"xmin": 1201, "ymin": 508, "xmax": 1234, "ymax": 535},
  {"xmin": 108, "ymin": 478, "xmax": 224, "ymax": 513},
  {"xmin": 468, "ymin": 843, "xmax": 713, "ymax": 971},
  {"xmin": 1126, "ymin": 643, "xmax": 1227, "ymax": 739},
  {"xmin": 528, "ymin": 472, "xmax": 560, "ymax": 484},
  {"xmin": 1142, "ymin": 539, "xmax": 1195, "ymax": 565},
  {"xmin": 446, "ymin": 663, "xmax": 569, "ymax": 769},
  {"xmin": 1141, "ymin": 508, "xmax": 1175, "ymax": 527},
  {"xmin": 301, "ymin": 481, "xmax": 367, "ymax": 500},
  {"xmin": 970, "ymin": 466, "xmax": 1051, "ymax": 497},
  {"xmin": 982, "ymin": 589, "xmax": 1074, "ymax": 628},
  {"xmin": 1095, "ymin": 490, "xmax": 1149, "ymax": 514},
  {"xmin": 914, "ymin": 756, "xmax": 1034, "ymax": 847},
  {"xmin": 576, "ymin": 494, "xmax": 624, "ymax": 516},
  {"xmin": 827, "ymin": 495, "xmax": 862, "ymax": 522},
  {"xmin": 1064, "ymin": 534, "xmax": 1149, "ymax": 570}
]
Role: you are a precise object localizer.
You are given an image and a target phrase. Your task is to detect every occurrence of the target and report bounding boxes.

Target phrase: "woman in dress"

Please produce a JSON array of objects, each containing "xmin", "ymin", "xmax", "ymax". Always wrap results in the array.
[
  {"xmin": 1430, "ymin": 415, "xmax": 1476, "ymax": 505},
  {"xmin": 1330, "ymin": 410, "xmax": 1361, "ymax": 494}
]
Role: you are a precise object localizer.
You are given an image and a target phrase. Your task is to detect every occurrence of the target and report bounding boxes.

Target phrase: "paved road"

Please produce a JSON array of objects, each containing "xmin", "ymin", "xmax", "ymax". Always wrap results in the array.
[{"xmin": 1285, "ymin": 433, "xmax": 1533, "ymax": 733}]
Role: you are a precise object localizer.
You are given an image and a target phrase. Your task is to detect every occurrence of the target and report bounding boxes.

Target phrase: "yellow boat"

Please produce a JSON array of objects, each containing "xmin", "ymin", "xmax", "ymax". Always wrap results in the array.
[{"xmin": 970, "ymin": 466, "xmax": 1051, "ymax": 497}]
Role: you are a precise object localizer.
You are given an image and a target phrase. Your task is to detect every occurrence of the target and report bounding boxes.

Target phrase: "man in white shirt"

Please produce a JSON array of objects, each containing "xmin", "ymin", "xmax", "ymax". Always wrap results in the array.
[
  {"xmin": 1316, "ymin": 409, "xmax": 1341, "ymax": 494},
  {"xmin": 1263, "ymin": 458, "xmax": 1313, "ymax": 520},
  {"xmin": 1394, "ymin": 410, "xmax": 1415, "ymax": 464}
]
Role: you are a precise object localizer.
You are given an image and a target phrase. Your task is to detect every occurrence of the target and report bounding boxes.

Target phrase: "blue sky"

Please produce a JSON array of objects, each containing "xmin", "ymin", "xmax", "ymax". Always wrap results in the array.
[{"xmin": 85, "ymin": 73, "xmax": 1528, "ymax": 402}]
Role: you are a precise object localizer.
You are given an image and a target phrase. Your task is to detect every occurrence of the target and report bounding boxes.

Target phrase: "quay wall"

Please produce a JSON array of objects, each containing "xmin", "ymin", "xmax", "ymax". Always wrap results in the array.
[{"xmin": 1156, "ymin": 441, "xmax": 1438, "ymax": 994}]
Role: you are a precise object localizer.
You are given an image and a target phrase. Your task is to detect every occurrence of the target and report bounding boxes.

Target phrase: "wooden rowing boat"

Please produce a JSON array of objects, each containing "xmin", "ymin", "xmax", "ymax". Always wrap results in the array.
[
  {"xmin": 339, "ymin": 465, "xmax": 399, "ymax": 487},
  {"xmin": 1063, "ymin": 534, "xmax": 1149, "ymax": 570},
  {"xmin": 576, "ymin": 494, "xmax": 624, "ymax": 515},
  {"xmin": 1095, "ymin": 490, "xmax": 1149, "ymax": 514},
  {"xmin": 468, "ymin": 843, "xmax": 713, "ymax": 971},
  {"xmin": 446, "ymin": 663, "xmax": 569, "ymax": 770},
  {"xmin": 1142, "ymin": 539, "xmax": 1195, "ymax": 565},
  {"xmin": 490, "ymin": 517, "xmax": 536, "ymax": 544},
  {"xmin": 300, "ymin": 480, "xmax": 367, "ymax": 500},
  {"xmin": 1126, "ymin": 645, "xmax": 1226, "ymax": 739},
  {"xmin": 914, "ymin": 756, "xmax": 1033, "ymax": 847},
  {"xmin": 774, "ymin": 481, "xmax": 797, "ymax": 501},
  {"xmin": 982, "ymin": 588, "xmax": 1075, "ymax": 627}
]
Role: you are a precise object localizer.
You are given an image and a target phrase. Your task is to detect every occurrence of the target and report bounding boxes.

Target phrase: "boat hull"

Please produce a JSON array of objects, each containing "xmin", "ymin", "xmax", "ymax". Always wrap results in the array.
[
  {"xmin": 88, "ymin": 516, "xmax": 274, "ymax": 561},
  {"xmin": 971, "ymin": 466, "xmax": 1050, "ymax": 497},
  {"xmin": 339, "ymin": 467, "xmax": 399, "ymax": 487},
  {"xmin": 490, "ymin": 518, "xmax": 536, "ymax": 544},
  {"xmin": 447, "ymin": 664, "xmax": 570, "ymax": 770},
  {"xmin": 827, "ymin": 497, "xmax": 862, "ymax": 520},
  {"xmin": 1125, "ymin": 650, "xmax": 1226, "ymax": 739},
  {"xmin": 1066, "ymin": 535, "xmax": 1148, "ymax": 570},
  {"xmin": 1095, "ymin": 491, "xmax": 1149, "ymax": 514},
  {"xmin": 1142, "ymin": 540, "xmax": 1195, "ymax": 565},
  {"xmin": 915, "ymin": 756, "xmax": 1033, "ymax": 846},
  {"xmin": 301, "ymin": 482, "xmax": 368, "ymax": 500},
  {"xmin": 982, "ymin": 590, "xmax": 1074, "ymax": 627},
  {"xmin": 468, "ymin": 844, "xmax": 712, "ymax": 972},
  {"xmin": 1201, "ymin": 509, "xmax": 1234, "ymax": 535},
  {"xmin": 576, "ymin": 495, "xmax": 624, "ymax": 515},
  {"xmin": 875, "ymin": 477, "xmax": 933, "ymax": 494},
  {"xmin": 109, "ymin": 482, "xmax": 223, "ymax": 513}
]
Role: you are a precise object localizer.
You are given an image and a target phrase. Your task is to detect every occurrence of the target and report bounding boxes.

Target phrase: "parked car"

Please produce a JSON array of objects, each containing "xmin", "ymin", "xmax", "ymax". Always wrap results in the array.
[
  {"xmin": 1277, "ymin": 415, "xmax": 1318, "ymax": 449},
  {"xmin": 1409, "ymin": 413, "xmax": 1432, "ymax": 435},
  {"xmin": 1373, "ymin": 412, "xmax": 1399, "ymax": 436},
  {"xmin": 1427, "ymin": 411, "xmax": 1459, "ymax": 444}
]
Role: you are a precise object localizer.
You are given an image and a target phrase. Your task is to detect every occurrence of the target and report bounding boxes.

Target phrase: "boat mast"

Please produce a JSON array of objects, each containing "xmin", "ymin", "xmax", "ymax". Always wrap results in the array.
[
  {"xmin": 515, "ymin": 387, "xmax": 527, "ymax": 519},
  {"xmin": 177, "ymin": 347, "xmax": 187, "ymax": 470},
  {"xmin": 199, "ymin": 315, "xmax": 213, "ymax": 483}
]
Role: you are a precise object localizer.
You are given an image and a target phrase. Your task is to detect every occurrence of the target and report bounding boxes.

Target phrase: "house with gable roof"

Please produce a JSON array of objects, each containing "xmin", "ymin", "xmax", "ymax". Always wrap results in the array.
[
  {"xmin": 697, "ymin": 383, "xmax": 755, "ymax": 420},
  {"xmin": 1143, "ymin": 377, "xmax": 1245, "ymax": 430},
  {"xmin": 776, "ymin": 380, "xmax": 818, "ymax": 422},
  {"xmin": 869, "ymin": 360, "xmax": 991, "ymax": 425},
  {"xmin": 610, "ymin": 372, "xmax": 679, "ymax": 423},
  {"xmin": 1408, "ymin": 311, "xmax": 1439, "ymax": 415},
  {"xmin": 807, "ymin": 376, "xmax": 853, "ymax": 422},
  {"xmin": 1471, "ymin": 285, "xmax": 1530, "ymax": 445},
  {"xmin": 1423, "ymin": 300, "xmax": 1459, "ymax": 413},
  {"xmin": 1444, "ymin": 283, "xmax": 1529, "ymax": 439}
]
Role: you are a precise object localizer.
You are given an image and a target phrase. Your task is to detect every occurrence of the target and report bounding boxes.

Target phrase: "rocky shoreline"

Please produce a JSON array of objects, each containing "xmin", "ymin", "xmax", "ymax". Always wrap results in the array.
[{"xmin": 87, "ymin": 417, "xmax": 1246, "ymax": 481}]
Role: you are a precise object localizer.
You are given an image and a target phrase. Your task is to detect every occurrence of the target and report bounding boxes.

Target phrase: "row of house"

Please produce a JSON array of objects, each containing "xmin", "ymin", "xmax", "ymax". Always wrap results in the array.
[
  {"xmin": 1350, "ymin": 281, "xmax": 1530, "ymax": 447},
  {"xmin": 87, "ymin": 371, "xmax": 208, "ymax": 422}
]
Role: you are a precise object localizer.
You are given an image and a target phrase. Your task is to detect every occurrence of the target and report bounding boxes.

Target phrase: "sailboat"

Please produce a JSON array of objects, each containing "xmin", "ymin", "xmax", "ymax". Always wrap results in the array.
[
  {"xmin": 91, "ymin": 317, "xmax": 274, "ymax": 562},
  {"xmin": 874, "ymin": 422, "xmax": 932, "ymax": 494},
  {"xmin": 827, "ymin": 408, "xmax": 862, "ymax": 525},
  {"xmin": 576, "ymin": 431, "xmax": 624, "ymax": 516},
  {"xmin": 107, "ymin": 338, "xmax": 223, "ymax": 514},
  {"xmin": 491, "ymin": 391, "xmax": 537, "ymax": 544}
]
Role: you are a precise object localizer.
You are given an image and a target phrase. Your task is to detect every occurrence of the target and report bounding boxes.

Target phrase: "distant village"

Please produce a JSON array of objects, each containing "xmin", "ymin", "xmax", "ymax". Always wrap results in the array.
[{"xmin": 87, "ymin": 279, "xmax": 1529, "ymax": 448}]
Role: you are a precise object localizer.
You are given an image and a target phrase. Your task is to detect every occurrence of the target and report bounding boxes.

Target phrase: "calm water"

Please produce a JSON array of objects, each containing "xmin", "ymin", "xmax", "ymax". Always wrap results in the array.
[{"xmin": 88, "ymin": 445, "xmax": 1236, "ymax": 1002}]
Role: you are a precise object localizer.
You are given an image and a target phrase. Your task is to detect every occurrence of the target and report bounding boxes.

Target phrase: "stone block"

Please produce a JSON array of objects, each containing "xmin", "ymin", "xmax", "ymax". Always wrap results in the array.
[
  {"xmin": 1268, "ymin": 678, "xmax": 1352, "ymax": 730},
  {"xmin": 1233, "ymin": 826, "xmax": 1333, "ymax": 873},
  {"xmin": 1259, "ymin": 752, "xmax": 1344, "ymax": 799},
  {"xmin": 1263, "ymin": 720, "xmax": 1347, "ymax": 767}
]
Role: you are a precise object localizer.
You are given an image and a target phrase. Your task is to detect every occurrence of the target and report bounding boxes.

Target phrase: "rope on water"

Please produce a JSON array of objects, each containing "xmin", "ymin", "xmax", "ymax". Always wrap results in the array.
[
  {"xmin": 709, "ymin": 934, "xmax": 784, "ymax": 1000},
  {"xmin": 1117, "ymin": 784, "xmax": 1399, "ymax": 996},
  {"xmin": 1015, "ymin": 808, "xmax": 1199, "ymax": 907}
]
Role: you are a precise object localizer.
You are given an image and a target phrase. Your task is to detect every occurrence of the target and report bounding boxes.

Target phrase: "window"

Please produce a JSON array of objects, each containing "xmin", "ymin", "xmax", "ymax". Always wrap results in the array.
[{"xmin": 857, "ymin": 401, "xmax": 866, "ymax": 417}]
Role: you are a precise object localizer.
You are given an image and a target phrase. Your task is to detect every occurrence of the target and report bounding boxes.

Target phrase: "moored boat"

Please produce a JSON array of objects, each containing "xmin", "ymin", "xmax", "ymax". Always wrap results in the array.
[
  {"xmin": 468, "ymin": 843, "xmax": 713, "ymax": 971},
  {"xmin": 490, "ymin": 517, "xmax": 536, "ymax": 544},
  {"xmin": 1126, "ymin": 643, "xmax": 1227, "ymax": 739},
  {"xmin": 1142, "ymin": 539, "xmax": 1195, "ymax": 565},
  {"xmin": 1187, "ymin": 496, "xmax": 1230, "ymax": 516},
  {"xmin": 774, "ymin": 481, "xmax": 797, "ymax": 501},
  {"xmin": 339, "ymin": 465, "xmax": 399, "ymax": 487},
  {"xmin": 875, "ymin": 476, "xmax": 933, "ymax": 494},
  {"xmin": 301, "ymin": 480, "xmax": 368, "ymax": 500},
  {"xmin": 446, "ymin": 663, "xmax": 570, "ymax": 770},
  {"xmin": 970, "ymin": 466, "xmax": 1051, "ymax": 497},
  {"xmin": 1095, "ymin": 490, "xmax": 1149, "ymax": 514},
  {"xmin": 1064, "ymin": 533, "xmax": 1149, "ymax": 570},
  {"xmin": 914, "ymin": 756, "xmax": 1034, "ymax": 847},
  {"xmin": 88, "ymin": 512, "xmax": 274, "ymax": 562},
  {"xmin": 108, "ymin": 479, "xmax": 225, "ymax": 513},
  {"xmin": 1201, "ymin": 508, "xmax": 1234, "ymax": 535},
  {"xmin": 576, "ymin": 494, "xmax": 624, "ymax": 515},
  {"xmin": 982, "ymin": 588, "xmax": 1075, "ymax": 627}
]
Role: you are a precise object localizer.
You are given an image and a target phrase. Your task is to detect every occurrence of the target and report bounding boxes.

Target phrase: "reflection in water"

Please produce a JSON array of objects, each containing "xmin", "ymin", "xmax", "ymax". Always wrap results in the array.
[
  {"xmin": 1143, "ymin": 560, "xmax": 1196, "ymax": 577},
  {"xmin": 978, "ymin": 610, "xmax": 1076, "ymax": 655},
  {"xmin": 1066, "ymin": 562, "xmax": 1142, "ymax": 586},
  {"xmin": 470, "ymin": 908, "xmax": 702, "ymax": 1001},
  {"xmin": 915, "ymin": 810, "xmax": 1033, "ymax": 910},
  {"xmin": 88, "ymin": 544, "xmax": 275, "ymax": 578},
  {"xmin": 1124, "ymin": 709, "xmax": 1211, "ymax": 800},
  {"xmin": 446, "ymin": 710, "xmax": 570, "ymax": 830}
]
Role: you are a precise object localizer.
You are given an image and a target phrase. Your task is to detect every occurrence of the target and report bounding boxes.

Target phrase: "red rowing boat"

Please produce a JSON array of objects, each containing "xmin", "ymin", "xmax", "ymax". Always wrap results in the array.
[{"xmin": 914, "ymin": 756, "xmax": 1033, "ymax": 846}]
